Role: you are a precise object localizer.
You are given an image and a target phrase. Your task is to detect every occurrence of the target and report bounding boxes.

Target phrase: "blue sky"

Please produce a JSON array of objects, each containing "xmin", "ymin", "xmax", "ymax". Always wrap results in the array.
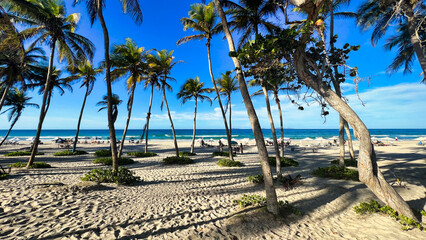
[{"xmin": 1, "ymin": 0, "xmax": 425, "ymax": 130}]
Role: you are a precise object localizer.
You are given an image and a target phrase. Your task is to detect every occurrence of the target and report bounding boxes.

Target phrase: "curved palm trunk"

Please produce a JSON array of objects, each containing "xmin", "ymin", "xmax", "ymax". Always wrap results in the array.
[
  {"xmin": 27, "ymin": 41, "xmax": 56, "ymax": 167},
  {"xmin": 190, "ymin": 97, "xmax": 198, "ymax": 153},
  {"xmin": 163, "ymin": 78, "xmax": 179, "ymax": 157},
  {"xmin": 228, "ymin": 94, "xmax": 232, "ymax": 137},
  {"xmin": 262, "ymin": 84, "xmax": 282, "ymax": 176},
  {"xmin": 97, "ymin": 5, "xmax": 119, "ymax": 170},
  {"xmin": 0, "ymin": 113, "xmax": 19, "ymax": 146},
  {"xmin": 0, "ymin": 81, "xmax": 12, "ymax": 112},
  {"xmin": 214, "ymin": 0, "xmax": 279, "ymax": 215},
  {"xmin": 72, "ymin": 85, "xmax": 89, "ymax": 153},
  {"xmin": 344, "ymin": 121, "xmax": 355, "ymax": 160},
  {"xmin": 275, "ymin": 92, "xmax": 285, "ymax": 157},
  {"xmin": 144, "ymin": 85, "xmax": 154, "ymax": 153},
  {"xmin": 118, "ymin": 83, "xmax": 136, "ymax": 157}
]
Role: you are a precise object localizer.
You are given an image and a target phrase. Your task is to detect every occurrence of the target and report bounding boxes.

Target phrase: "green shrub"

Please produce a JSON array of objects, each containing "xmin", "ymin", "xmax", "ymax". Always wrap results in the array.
[
  {"xmin": 234, "ymin": 194, "xmax": 267, "ymax": 208},
  {"xmin": 9, "ymin": 162, "xmax": 51, "ymax": 168},
  {"xmin": 94, "ymin": 149, "xmax": 112, "ymax": 157},
  {"xmin": 93, "ymin": 157, "xmax": 134, "ymax": 166},
  {"xmin": 311, "ymin": 165, "xmax": 359, "ymax": 181},
  {"xmin": 163, "ymin": 156, "xmax": 194, "ymax": 165},
  {"xmin": 81, "ymin": 167, "xmax": 140, "ymax": 185},
  {"xmin": 330, "ymin": 158, "xmax": 357, "ymax": 167},
  {"xmin": 217, "ymin": 158, "xmax": 243, "ymax": 167},
  {"xmin": 213, "ymin": 151, "xmax": 235, "ymax": 157},
  {"xmin": 279, "ymin": 200, "xmax": 302, "ymax": 215},
  {"xmin": 268, "ymin": 156, "xmax": 299, "ymax": 167},
  {"xmin": 5, "ymin": 151, "xmax": 44, "ymax": 156},
  {"xmin": 179, "ymin": 151, "xmax": 196, "ymax": 156},
  {"xmin": 248, "ymin": 175, "xmax": 264, "ymax": 184},
  {"xmin": 53, "ymin": 150, "xmax": 88, "ymax": 156},
  {"xmin": 0, "ymin": 173, "xmax": 8, "ymax": 180},
  {"xmin": 353, "ymin": 200, "xmax": 381, "ymax": 215},
  {"xmin": 127, "ymin": 151, "xmax": 157, "ymax": 158},
  {"xmin": 421, "ymin": 210, "xmax": 426, "ymax": 216}
]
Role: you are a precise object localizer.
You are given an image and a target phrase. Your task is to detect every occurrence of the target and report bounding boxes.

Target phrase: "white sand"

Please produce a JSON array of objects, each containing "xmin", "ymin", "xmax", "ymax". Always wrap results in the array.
[{"xmin": 0, "ymin": 140, "xmax": 425, "ymax": 239}]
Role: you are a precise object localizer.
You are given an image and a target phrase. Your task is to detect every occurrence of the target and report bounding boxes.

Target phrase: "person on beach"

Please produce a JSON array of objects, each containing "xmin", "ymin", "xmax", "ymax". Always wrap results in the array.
[{"xmin": 219, "ymin": 140, "xmax": 223, "ymax": 152}]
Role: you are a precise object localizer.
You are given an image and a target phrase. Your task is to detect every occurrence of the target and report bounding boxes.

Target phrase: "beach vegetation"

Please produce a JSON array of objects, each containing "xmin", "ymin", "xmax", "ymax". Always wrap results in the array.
[
  {"xmin": 9, "ymin": 162, "xmax": 51, "ymax": 168},
  {"xmin": 248, "ymin": 174, "xmax": 264, "ymax": 184},
  {"xmin": 54, "ymin": 150, "xmax": 88, "ymax": 156},
  {"xmin": 179, "ymin": 151, "xmax": 196, "ymax": 157},
  {"xmin": 0, "ymin": 173, "xmax": 8, "ymax": 180},
  {"xmin": 81, "ymin": 167, "xmax": 140, "ymax": 185},
  {"xmin": 217, "ymin": 158, "xmax": 243, "ymax": 167},
  {"xmin": 234, "ymin": 194, "xmax": 267, "ymax": 208},
  {"xmin": 268, "ymin": 156, "xmax": 299, "ymax": 167},
  {"xmin": 93, "ymin": 157, "xmax": 134, "ymax": 166},
  {"xmin": 215, "ymin": 71, "xmax": 238, "ymax": 143},
  {"xmin": 213, "ymin": 151, "xmax": 235, "ymax": 157},
  {"xmin": 94, "ymin": 149, "xmax": 112, "ymax": 157},
  {"xmin": 127, "ymin": 152, "xmax": 157, "ymax": 158},
  {"xmin": 311, "ymin": 165, "xmax": 359, "ymax": 181},
  {"xmin": 163, "ymin": 156, "xmax": 194, "ymax": 165},
  {"xmin": 331, "ymin": 158, "xmax": 357, "ymax": 167},
  {"xmin": 5, "ymin": 151, "xmax": 44, "ymax": 156}
]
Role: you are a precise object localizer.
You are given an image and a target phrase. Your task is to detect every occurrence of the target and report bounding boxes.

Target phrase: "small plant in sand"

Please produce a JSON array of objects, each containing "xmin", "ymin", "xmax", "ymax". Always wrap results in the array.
[
  {"xmin": 53, "ymin": 150, "xmax": 88, "ymax": 156},
  {"xmin": 311, "ymin": 165, "xmax": 359, "ymax": 181},
  {"xmin": 163, "ymin": 156, "xmax": 194, "ymax": 165},
  {"xmin": 81, "ymin": 167, "xmax": 141, "ymax": 185},
  {"xmin": 179, "ymin": 151, "xmax": 196, "ymax": 156},
  {"xmin": 5, "ymin": 151, "xmax": 44, "ymax": 156},
  {"xmin": 93, "ymin": 157, "xmax": 134, "ymax": 166},
  {"xmin": 279, "ymin": 200, "xmax": 303, "ymax": 216},
  {"xmin": 268, "ymin": 156, "xmax": 299, "ymax": 167},
  {"xmin": 9, "ymin": 162, "xmax": 51, "ymax": 168},
  {"xmin": 279, "ymin": 174, "xmax": 302, "ymax": 191},
  {"xmin": 330, "ymin": 158, "xmax": 357, "ymax": 167},
  {"xmin": 127, "ymin": 152, "xmax": 157, "ymax": 158},
  {"xmin": 248, "ymin": 175, "xmax": 264, "ymax": 184},
  {"xmin": 94, "ymin": 149, "xmax": 112, "ymax": 157},
  {"xmin": 213, "ymin": 151, "xmax": 235, "ymax": 157},
  {"xmin": 217, "ymin": 158, "xmax": 243, "ymax": 167},
  {"xmin": 354, "ymin": 200, "xmax": 425, "ymax": 231},
  {"xmin": 0, "ymin": 173, "xmax": 8, "ymax": 180},
  {"xmin": 234, "ymin": 194, "xmax": 267, "ymax": 208}
]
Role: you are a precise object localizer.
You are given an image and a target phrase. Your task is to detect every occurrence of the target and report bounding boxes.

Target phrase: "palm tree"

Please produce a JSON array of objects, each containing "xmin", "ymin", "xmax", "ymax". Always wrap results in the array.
[
  {"xmin": 216, "ymin": 71, "xmax": 238, "ymax": 137},
  {"xmin": 0, "ymin": 88, "xmax": 38, "ymax": 146},
  {"xmin": 143, "ymin": 72, "xmax": 160, "ymax": 153},
  {"xmin": 109, "ymin": 38, "xmax": 148, "ymax": 157},
  {"xmin": 177, "ymin": 2, "xmax": 234, "ymax": 160},
  {"xmin": 147, "ymin": 49, "xmax": 181, "ymax": 157},
  {"xmin": 177, "ymin": 76, "xmax": 212, "ymax": 153},
  {"xmin": 73, "ymin": 0, "xmax": 142, "ymax": 170},
  {"xmin": 97, "ymin": 94, "xmax": 122, "ymax": 124},
  {"xmin": 213, "ymin": 0, "xmax": 279, "ymax": 215},
  {"xmin": 66, "ymin": 60, "xmax": 103, "ymax": 153},
  {"xmin": 2, "ymin": 0, "xmax": 95, "ymax": 167}
]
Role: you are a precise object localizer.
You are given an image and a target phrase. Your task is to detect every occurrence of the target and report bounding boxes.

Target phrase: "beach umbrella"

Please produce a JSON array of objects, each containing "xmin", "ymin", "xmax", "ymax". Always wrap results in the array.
[
  {"xmin": 380, "ymin": 137, "xmax": 394, "ymax": 141},
  {"xmin": 414, "ymin": 137, "xmax": 426, "ymax": 141},
  {"xmin": 231, "ymin": 140, "xmax": 238, "ymax": 145},
  {"xmin": 328, "ymin": 136, "xmax": 338, "ymax": 140},
  {"xmin": 315, "ymin": 137, "xmax": 326, "ymax": 141},
  {"xmin": 301, "ymin": 137, "xmax": 313, "ymax": 141},
  {"xmin": 11, "ymin": 137, "xmax": 20, "ymax": 141},
  {"xmin": 26, "ymin": 137, "xmax": 35, "ymax": 141},
  {"xmin": 52, "ymin": 137, "xmax": 59, "ymax": 141}
]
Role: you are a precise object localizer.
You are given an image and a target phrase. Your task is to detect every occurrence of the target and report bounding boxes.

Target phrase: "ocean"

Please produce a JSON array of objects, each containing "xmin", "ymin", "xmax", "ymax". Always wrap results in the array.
[{"xmin": 1, "ymin": 129, "xmax": 426, "ymax": 141}]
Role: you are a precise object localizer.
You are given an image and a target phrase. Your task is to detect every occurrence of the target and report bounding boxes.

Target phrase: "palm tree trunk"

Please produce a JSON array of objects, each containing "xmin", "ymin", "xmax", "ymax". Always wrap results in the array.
[
  {"xmin": 275, "ymin": 92, "xmax": 285, "ymax": 157},
  {"xmin": 229, "ymin": 94, "xmax": 232, "ymax": 137},
  {"xmin": 72, "ymin": 85, "xmax": 89, "ymax": 153},
  {"xmin": 191, "ymin": 97, "xmax": 198, "ymax": 154},
  {"xmin": 261, "ymin": 84, "xmax": 281, "ymax": 177},
  {"xmin": 163, "ymin": 78, "xmax": 179, "ymax": 157},
  {"xmin": 0, "ymin": 81, "xmax": 11, "ymax": 112},
  {"xmin": 144, "ymin": 85, "xmax": 154, "ymax": 153},
  {"xmin": 206, "ymin": 41, "xmax": 234, "ymax": 160},
  {"xmin": 214, "ymin": 0, "xmax": 279, "ymax": 215},
  {"xmin": 97, "ymin": 5, "xmax": 119, "ymax": 170},
  {"xmin": 0, "ymin": 113, "xmax": 19, "ymax": 146},
  {"xmin": 27, "ymin": 40, "xmax": 56, "ymax": 168},
  {"xmin": 118, "ymin": 83, "xmax": 136, "ymax": 157},
  {"xmin": 344, "ymin": 121, "xmax": 355, "ymax": 160},
  {"xmin": 338, "ymin": 116, "xmax": 345, "ymax": 166}
]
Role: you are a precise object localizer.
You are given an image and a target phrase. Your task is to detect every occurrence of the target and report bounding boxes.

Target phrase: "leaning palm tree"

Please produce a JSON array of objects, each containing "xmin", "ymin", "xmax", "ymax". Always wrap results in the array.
[
  {"xmin": 109, "ymin": 38, "xmax": 148, "ymax": 157},
  {"xmin": 142, "ymin": 72, "xmax": 161, "ymax": 153},
  {"xmin": 2, "ymin": 0, "xmax": 95, "ymax": 167},
  {"xmin": 66, "ymin": 60, "xmax": 103, "ymax": 153},
  {"xmin": 216, "ymin": 71, "xmax": 238, "ymax": 137},
  {"xmin": 0, "ymin": 88, "xmax": 39, "ymax": 146},
  {"xmin": 73, "ymin": 0, "xmax": 142, "ymax": 170},
  {"xmin": 177, "ymin": 2, "xmax": 234, "ymax": 160},
  {"xmin": 97, "ymin": 94, "xmax": 122, "ymax": 124},
  {"xmin": 147, "ymin": 49, "xmax": 181, "ymax": 157},
  {"xmin": 177, "ymin": 77, "xmax": 212, "ymax": 154}
]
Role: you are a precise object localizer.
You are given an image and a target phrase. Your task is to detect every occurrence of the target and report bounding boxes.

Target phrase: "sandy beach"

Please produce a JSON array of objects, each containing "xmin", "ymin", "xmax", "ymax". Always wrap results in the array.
[{"xmin": 0, "ymin": 140, "xmax": 425, "ymax": 239}]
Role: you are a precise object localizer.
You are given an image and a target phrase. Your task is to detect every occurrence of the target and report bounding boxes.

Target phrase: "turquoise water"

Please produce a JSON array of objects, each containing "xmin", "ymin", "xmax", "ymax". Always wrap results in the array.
[{"xmin": 1, "ymin": 129, "xmax": 425, "ymax": 141}]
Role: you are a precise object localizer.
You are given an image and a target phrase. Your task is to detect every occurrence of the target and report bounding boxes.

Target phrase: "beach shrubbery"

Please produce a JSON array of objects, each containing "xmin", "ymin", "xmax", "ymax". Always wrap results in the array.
[
  {"xmin": 0, "ymin": 173, "xmax": 8, "ymax": 180},
  {"xmin": 179, "ymin": 151, "xmax": 196, "ymax": 156},
  {"xmin": 5, "ymin": 151, "xmax": 44, "ymax": 156},
  {"xmin": 94, "ymin": 149, "xmax": 112, "ymax": 157},
  {"xmin": 127, "ymin": 152, "xmax": 157, "ymax": 158},
  {"xmin": 213, "ymin": 151, "xmax": 235, "ymax": 157},
  {"xmin": 93, "ymin": 157, "xmax": 134, "ymax": 165},
  {"xmin": 330, "ymin": 158, "xmax": 358, "ymax": 167},
  {"xmin": 217, "ymin": 158, "xmax": 243, "ymax": 167},
  {"xmin": 268, "ymin": 157, "xmax": 299, "ymax": 167},
  {"xmin": 53, "ymin": 150, "xmax": 88, "ymax": 156},
  {"xmin": 9, "ymin": 162, "xmax": 51, "ymax": 168},
  {"xmin": 248, "ymin": 174, "xmax": 264, "ymax": 184},
  {"xmin": 311, "ymin": 165, "xmax": 359, "ymax": 181},
  {"xmin": 234, "ymin": 194, "xmax": 267, "ymax": 208},
  {"xmin": 163, "ymin": 156, "xmax": 194, "ymax": 165},
  {"xmin": 81, "ymin": 167, "xmax": 140, "ymax": 185}
]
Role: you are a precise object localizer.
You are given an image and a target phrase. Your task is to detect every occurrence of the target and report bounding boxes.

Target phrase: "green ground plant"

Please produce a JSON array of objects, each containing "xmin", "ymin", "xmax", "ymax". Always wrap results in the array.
[
  {"xmin": 5, "ymin": 151, "xmax": 44, "ymax": 156},
  {"xmin": 0, "ymin": 173, "xmax": 9, "ymax": 180},
  {"xmin": 179, "ymin": 151, "xmax": 196, "ymax": 156},
  {"xmin": 9, "ymin": 162, "xmax": 51, "ymax": 168},
  {"xmin": 247, "ymin": 174, "xmax": 264, "ymax": 184},
  {"xmin": 217, "ymin": 158, "xmax": 243, "ymax": 167},
  {"xmin": 234, "ymin": 194, "xmax": 267, "ymax": 208},
  {"xmin": 268, "ymin": 156, "xmax": 299, "ymax": 167},
  {"xmin": 94, "ymin": 149, "xmax": 112, "ymax": 157},
  {"xmin": 330, "ymin": 158, "xmax": 357, "ymax": 167},
  {"xmin": 127, "ymin": 152, "xmax": 157, "ymax": 157},
  {"xmin": 93, "ymin": 157, "xmax": 134, "ymax": 165},
  {"xmin": 311, "ymin": 165, "xmax": 359, "ymax": 181},
  {"xmin": 81, "ymin": 167, "xmax": 140, "ymax": 185},
  {"xmin": 213, "ymin": 151, "xmax": 235, "ymax": 157},
  {"xmin": 279, "ymin": 200, "xmax": 303, "ymax": 216},
  {"xmin": 53, "ymin": 150, "xmax": 88, "ymax": 156},
  {"xmin": 163, "ymin": 156, "xmax": 194, "ymax": 165}
]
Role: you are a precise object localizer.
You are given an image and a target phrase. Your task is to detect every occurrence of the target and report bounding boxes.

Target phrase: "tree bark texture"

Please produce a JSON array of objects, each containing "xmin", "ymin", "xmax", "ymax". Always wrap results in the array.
[
  {"xmin": 144, "ymin": 85, "xmax": 154, "ymax": 153},
  {"xmin": 118, "ymin": 82, "xmax": 136, "ymax": 157},
  {"xmin": 191, "ymin": 97, "xmax": 198, "ymax": 153},
  {"xmin": 72, "ymin": 85, "xmax": 89, "ymax": 153},
  {"xmin": 162, "ymin": 77, "xmax": 179, "ymax": 157}
]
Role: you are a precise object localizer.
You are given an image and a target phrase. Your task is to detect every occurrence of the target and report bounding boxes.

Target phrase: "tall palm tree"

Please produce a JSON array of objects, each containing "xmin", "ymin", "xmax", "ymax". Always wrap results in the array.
[
  {"xmin": 177, "ymin": 2, "xmax": 234, "ymax": 160},
  {"xmin": 143, "ymin": 72, "xmax": 160, "ymax": 153},
  {"xmin": 147, "ymin": 49, "xmax": 181, "ymax": 157},
  {"xmin": 216, "ymin": 71, "xmax": 238, "ymax": 137},
  {"xmin": 213, "ymin": 0, "xmax": 279, "ymax": 215},
  {"xmin": 73, "ymin": 0, "xmax": 142, "ymax": 170},
  {"xmin": 109, "ymin": 38, "xmax": 148, "ymax": 157},
  {"xmin": 177, "ymin": 76, "xmax": 212, "ymax": 153},
  {"xmin": 2, "ymin": 0, "xmax": 95, "ymax": 167},
  {"xmin": 66, "ymin": 60, "xmax": 103, "ymax": 153},
  {"xmin": 97, "ymin": 94, "xmax": 122, "ymax": 124},
  {"xmin": 0, "ymin": 88, "xmax": 38, "ymax": 146}
]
